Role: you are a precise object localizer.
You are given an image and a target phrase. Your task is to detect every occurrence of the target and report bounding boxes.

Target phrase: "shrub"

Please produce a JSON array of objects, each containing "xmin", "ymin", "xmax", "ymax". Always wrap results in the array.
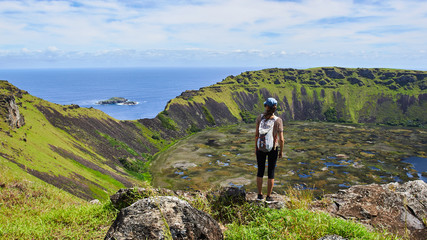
[
  {"xmin": 202, "ymin": 106, "xmax": 216, "ymax": 125},
  {"xmin": 157, "ymin": 111, "xmax": 178, "ymax": 131},
  {"xmin": 240, "ymin": 110, "xmax": 257, "ymax": 123},
  {"xmin": 187, "ymin": 124, "xmax": 201, "ymax": 133},
  {"xmin": 324, "ymin": 107, "xmax": 338, "ymax": 122}
]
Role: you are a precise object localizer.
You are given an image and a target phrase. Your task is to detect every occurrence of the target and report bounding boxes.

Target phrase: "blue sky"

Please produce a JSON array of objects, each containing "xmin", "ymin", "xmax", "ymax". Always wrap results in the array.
[{"xmin": 0, "ymin": 0, "xmax": 426, "ymax": 69}]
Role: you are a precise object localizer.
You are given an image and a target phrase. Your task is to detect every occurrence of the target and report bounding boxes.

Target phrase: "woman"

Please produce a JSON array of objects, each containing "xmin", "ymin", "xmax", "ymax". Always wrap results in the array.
[{"xmin": 255, "ymin": 97, "xmax": 284, "ymax": 202}]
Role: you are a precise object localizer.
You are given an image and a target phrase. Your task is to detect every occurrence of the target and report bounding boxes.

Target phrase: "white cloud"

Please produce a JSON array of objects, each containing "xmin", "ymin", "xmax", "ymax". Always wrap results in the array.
[{"xmin": 0, "ymin": 0, "xmax": 426, "ymax": 68}]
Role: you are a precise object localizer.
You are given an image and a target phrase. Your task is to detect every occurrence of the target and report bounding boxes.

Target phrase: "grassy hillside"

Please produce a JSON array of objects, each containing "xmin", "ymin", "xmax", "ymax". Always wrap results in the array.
[
  {"xmin": 0, "ymin": 159, "xmax": 119, "ymax": 239},
  {"xmin": 165, "ymin": 67, "xmax": 427, "ymax": 130},
  {"xmin": 0, "ymin": 80, "xmax": 169, "ymax": 201}
]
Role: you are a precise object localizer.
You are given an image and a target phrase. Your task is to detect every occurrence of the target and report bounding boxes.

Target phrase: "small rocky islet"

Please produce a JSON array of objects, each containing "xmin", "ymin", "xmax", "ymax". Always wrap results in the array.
[{"xmin": 96, "ymin": 97, "xmax": 138, "ymax": 105}]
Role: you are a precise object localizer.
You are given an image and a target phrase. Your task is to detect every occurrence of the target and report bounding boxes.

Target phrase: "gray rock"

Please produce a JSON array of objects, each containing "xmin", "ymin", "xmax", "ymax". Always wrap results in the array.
[
  {"xmin": 173, "ymin": 162, "xmax": 197, "ymax": 171},
  {"xmin": 105, "ymin": 196, "xmax": 223, "ymax": 240},
  {"xmin": 3, "ymin": 95, "xmax": 25, "ymax": 129},
  {"xmin": 246, "ymin": 192, "xmax": 288, "ymax": 209},
  {"xmin": 385, "ymin": 180, "xmax": 427, "ymax": 229},
  {"xmin": 314, "ymin": 180, "xmax": 427, "ymax": 240},
  {"xmin": 89, "ymin": 199, "xmax": 101, "ymax": 205},
  {"xmin": 317, "ymin": 235, "xmax": 348, "ymax": 240},
  {"xmin": 110, "ymin": 187, "xmax": 175, "ymax": 210}
]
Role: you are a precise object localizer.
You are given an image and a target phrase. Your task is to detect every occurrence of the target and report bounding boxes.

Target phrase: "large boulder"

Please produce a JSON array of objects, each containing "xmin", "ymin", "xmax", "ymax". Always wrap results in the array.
[
  {"xmin": 110, "ymin": 187, "xmax": 175, "ymax": 210},
  {"xmin": 315, "ymin": 180, "xmax": 427, "ymax": 240},
  {"xmin": 105, "ymin": 196, "xmax": 223, "ymax": 240},
  {"xmin": 0, "ymin": 95, "xmax": 25, "ymax": 129},
  {"xmin": 317, "ymin": 235, "xmax": 347, "ymax": 240}
]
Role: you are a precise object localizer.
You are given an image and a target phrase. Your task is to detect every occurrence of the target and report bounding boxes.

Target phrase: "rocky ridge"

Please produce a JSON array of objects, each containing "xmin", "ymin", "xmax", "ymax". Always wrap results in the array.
[
  {"xmin": 108, "ymin": 180, "xmax": 427, "ymax": 240},
  {"xmin": 165, "ymin": 67, "xmax": 427, "ymax": 131}
]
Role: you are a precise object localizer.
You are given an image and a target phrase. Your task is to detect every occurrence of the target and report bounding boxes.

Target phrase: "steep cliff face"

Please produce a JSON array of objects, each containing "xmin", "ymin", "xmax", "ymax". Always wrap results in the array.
[{"xmin": 164, "ymin": 67, "xmax": 427, "ymax": 130}]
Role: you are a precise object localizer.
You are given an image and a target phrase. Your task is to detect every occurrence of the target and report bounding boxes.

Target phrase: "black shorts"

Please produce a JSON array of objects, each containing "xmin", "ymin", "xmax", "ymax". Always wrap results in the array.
[{"xmin": 256, "ymin": 149, "xmax": 278, "ymax": 179}]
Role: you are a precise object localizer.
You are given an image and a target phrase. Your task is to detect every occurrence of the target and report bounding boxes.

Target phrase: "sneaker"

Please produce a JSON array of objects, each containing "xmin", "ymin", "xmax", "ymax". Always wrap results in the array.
[
  {"xmin": 266, "ymin": 196, "xmax": 274, "ymax": 202},
  {"xmin": 257, "ymin": 194, "xmax": 264, "ymax": 201}
]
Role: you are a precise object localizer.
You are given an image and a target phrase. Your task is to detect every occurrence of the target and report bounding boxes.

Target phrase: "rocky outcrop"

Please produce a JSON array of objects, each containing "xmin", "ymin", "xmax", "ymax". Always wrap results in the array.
[
  {"xmin": 1, "ymin": 95, "xmax": 25, "ymax": 128},
  {"xmin": 317, "ymin": 235, "xmax": 347, "ymax": 240},
  {"xmin": 97, "ymin": 97, "xmax": 137, "ymax": 105},
  {"xmin": 110, "ymin": 187, "xmax": 175, "ymax": 210},
  {"xmin": 166, "ymin": 97, "xmax": 239, "ymax": 131},
  {"xmin": 107, "ymin": 181, "xmax": 426, "ymax": 239},
  {"xmin": 314, "ymin": 180, "xmax": 427, "ymax": 240},
  {"xmin": 105, "ymin": 196, "xmax": 223, "ymax": 240}
]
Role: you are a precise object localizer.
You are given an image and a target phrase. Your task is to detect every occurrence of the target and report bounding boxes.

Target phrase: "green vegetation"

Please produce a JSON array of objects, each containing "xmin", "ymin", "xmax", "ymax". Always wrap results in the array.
[
  {"xmin": 133, "ymin": 121, "xmax": 170, "ymax": 150},
  {"xmin": 0, "ymin": 86, "xmax": 136, "ymax": 201},
  {"xmin": 0, "ymin": 162, "xmax": 117, "ymax": 239},
  {"xmin": 119, "ymin": 156, "xmax": 152, "ymax": 182},
  {"xmin": 165, "ymin": 67, "xmax": 427, "ymax": 128},
  {"xmin": 324, "ymin": 107, "xmax": 343, "ymax": 122},
  {"xmin": 180, "ymin": 186, "xmax": 398, "ymax": 240},
  {"xmin": 187, "ymin": 124, "xmax": 201, "ymax": 133},
  {"xmin": 224, "ymin": 207, "xmax": 396, "ymax": 240},
  {"xmin": 202, "ymin": 106, "xmax": 216, "ymax": 125},
  {"xmin": 158, "ymin": 111, "xmax": 178, "ymax": 130},
  {"xmin": 0, "ymin": 148, "xmax": 403, "ymax": 240},
  {"xmin": 98, "ymin": 131, "xmax": 140, "ymax": 157},
  {"xmin": 240, "ymin": 110, "xmax": 257, "ymax": 123}
]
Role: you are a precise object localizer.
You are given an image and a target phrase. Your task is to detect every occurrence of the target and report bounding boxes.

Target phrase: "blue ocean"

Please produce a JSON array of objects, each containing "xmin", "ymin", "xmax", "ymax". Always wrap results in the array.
[{"xmin": 0, "ymin": 67, "xmax": 257, "ymax": 120}]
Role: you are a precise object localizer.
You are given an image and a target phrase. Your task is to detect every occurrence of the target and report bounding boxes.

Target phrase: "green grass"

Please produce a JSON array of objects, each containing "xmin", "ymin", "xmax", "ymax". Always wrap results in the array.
[
  {"xmin": 0, "ymin": 159, "xmax": 400, "ymax": 239},
  {"xmin": 224, "ymin": 207, "xmax": 397, "ymax": 240},
  {"xmin": 133, "ymin": 121, "xmax": 169, "ymax": 150},
  {"xmin": 97, "ymin": 131, "xmax": 140, "ymax": 157},
  {"xmin": 178, "ymin": 185, "xmax": 400, "ymax": 240},
  {"xmin": 202, "ymin": 106, "xmax": 216, "ymax": 125},
  {"xmin": 158, "ymin": 111, "xmax": 178, "ymax": 130},
  {"xmin": 119, "ymin": 156, "xmax": 152, "ymax": 182},
  {"xmin": 0, "ymin": 162, "xmax": 117, "ymax": 239}
]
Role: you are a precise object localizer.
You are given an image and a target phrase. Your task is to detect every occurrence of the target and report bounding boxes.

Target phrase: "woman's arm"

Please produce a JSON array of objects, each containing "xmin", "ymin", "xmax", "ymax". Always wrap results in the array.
[
  {"xmin": 255, "ymin": 121, "xmax": 260, "ymax": 153},
  {"xmin": 278, "ymin": 131, "xmax": 284, "ymax": 158}
]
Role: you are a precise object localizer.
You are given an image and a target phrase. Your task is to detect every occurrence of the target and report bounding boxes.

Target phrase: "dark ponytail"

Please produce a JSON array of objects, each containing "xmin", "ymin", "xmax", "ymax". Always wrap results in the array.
[{"xmin": 264, "ymin": 105, "xmax": 277, "ymax": 119}]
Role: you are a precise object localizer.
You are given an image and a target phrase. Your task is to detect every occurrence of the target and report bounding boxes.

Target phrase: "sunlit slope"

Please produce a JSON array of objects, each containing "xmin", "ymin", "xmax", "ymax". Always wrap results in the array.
[
  {"xmin": 164, "ymin": 67, "xmax": 427, "ymax": 129},
  {"xmin": 0, "ymin": 80, "xmax": 162, "ymax": 200}
]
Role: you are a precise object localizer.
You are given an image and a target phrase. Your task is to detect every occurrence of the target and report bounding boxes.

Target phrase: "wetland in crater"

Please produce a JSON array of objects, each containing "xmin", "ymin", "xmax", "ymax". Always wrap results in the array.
[{"xmin": 151, "ymin": 121, "xmax": 427, "ymax": 195}]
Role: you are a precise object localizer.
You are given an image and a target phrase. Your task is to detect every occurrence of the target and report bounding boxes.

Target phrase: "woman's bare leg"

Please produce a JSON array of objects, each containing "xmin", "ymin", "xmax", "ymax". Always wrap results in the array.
[
  {"xmin": 257, "ymin": 177, "xmax": 263, "ymax": 195},
  {"xmin": 267, "ymin": 178, "xmax": 274, "ymax": 196}
]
